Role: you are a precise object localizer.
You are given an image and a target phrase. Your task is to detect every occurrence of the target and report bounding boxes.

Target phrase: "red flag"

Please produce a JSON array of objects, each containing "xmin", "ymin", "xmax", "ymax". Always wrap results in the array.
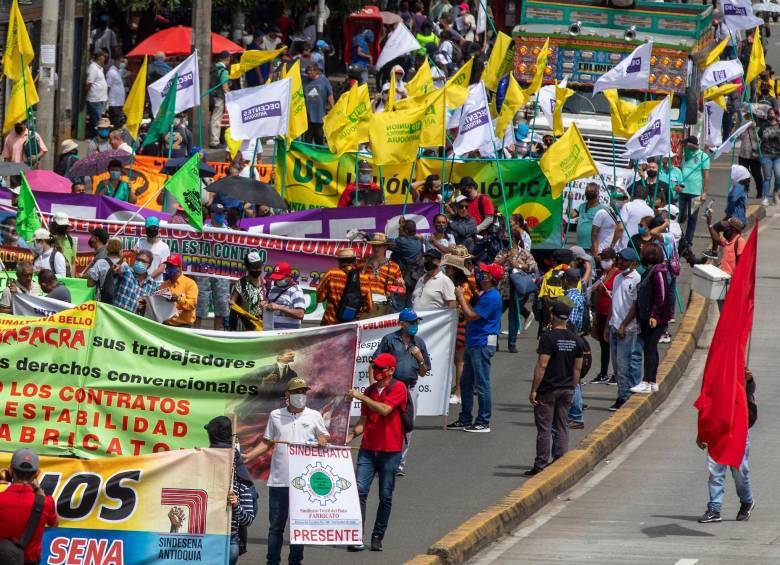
[{"xmin": 694, "ymin": 223, "xmax": 758, "ymax": 467}]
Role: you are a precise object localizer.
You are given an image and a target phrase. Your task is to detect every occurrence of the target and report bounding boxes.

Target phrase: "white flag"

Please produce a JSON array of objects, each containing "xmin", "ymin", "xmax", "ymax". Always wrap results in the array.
[
  {"xmin": 623, "ymin": 96, "xmax": 671, "ymax": 160},
  {"xmin": 453, "ymin": 83, "xmax": 496, "ymax": 156},
  {"xmin": 476, "ymin": 2, "xmax": 487, "ymax": 34},
  {"xmin": 704, "ymin": 102, "xmax": 725, "ymax": 148},
  {"xmin": 720, "ymin": 0, "xmax": 764, "ymax": 32},
  {"xmin": 711, "ymin": 120, "xmax": 754, "ymax": 160},
  {"xmin": 593, "ymin": 41, "xmax": 652, "ymax": 95},
  {"xmin": 148, "ymin": 51, "xmax": 201, "ymax": 117},
  {"xmin": 226, "ymin": 79, "xmax": 291, "ymax": 140},
  {"xmin": 700, "ymin": 59, "xmax": 744, "ymax": 90},
  {"xmin": 537, "ymin": 84, "xmax": 557, "ymax": 130},
  {"xmin": 375, "ymin": 24, "xmax": 421, "ymax": 70}
]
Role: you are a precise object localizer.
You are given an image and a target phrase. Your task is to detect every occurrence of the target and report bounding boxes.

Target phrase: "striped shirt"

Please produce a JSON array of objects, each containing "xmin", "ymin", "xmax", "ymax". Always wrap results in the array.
[
  {"xmin": 263, "ymin": 283, "xmax": 306, "ymax": 330},
  {"xmin": 361, "ymin": 260, "xmax": 405, "ymax": 296},
  {"xmin": 316, "ymin": 267, "xmax": 373, "ymax": 325},
  {"xmin": 230, "ymin": 468, "xmax": 256, "ymax": 542}
]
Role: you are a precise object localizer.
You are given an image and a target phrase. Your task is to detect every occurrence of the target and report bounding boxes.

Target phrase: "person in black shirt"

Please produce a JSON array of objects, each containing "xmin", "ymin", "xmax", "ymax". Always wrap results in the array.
[{"xmin": 525, "ymin": 300, "xmax": 584, "ymax": 476}]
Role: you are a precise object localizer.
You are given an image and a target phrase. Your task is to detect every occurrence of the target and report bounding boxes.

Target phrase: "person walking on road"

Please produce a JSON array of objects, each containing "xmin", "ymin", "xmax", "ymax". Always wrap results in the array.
[
  {"xmin": 677, "ymin": 136, "xmax": 711, "ymax": 247},
  {"xmin": 607, "ymin": 247, "xmax": 641, "ymax": 410},
  {"xmin": 697, "ymin": 368, "xmax": 757, "ymax": 524},
  {"xmin": 346, "ymin": 353, "xmax": 408, "ymax": 552},
  {"xmin": 525, "ymin": 300, "xmax": 584, "ymax": 476}
]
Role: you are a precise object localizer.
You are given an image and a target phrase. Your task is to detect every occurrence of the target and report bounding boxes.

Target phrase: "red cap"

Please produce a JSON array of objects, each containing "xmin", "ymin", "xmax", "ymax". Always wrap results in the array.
[
  {"xmin": 479, "ymin": 262, "xmax": 504, "ymax": 282},
  {"xmin": 268, "ymin": 261, "xmax": 293, "ymax": 281},
  {"xmin": 372, "ymin": 353, "xmax": 397, "ymax": 369},
  {"xmin": 165, "ymin": 253, "xmax": 183, "ymax": 268}
]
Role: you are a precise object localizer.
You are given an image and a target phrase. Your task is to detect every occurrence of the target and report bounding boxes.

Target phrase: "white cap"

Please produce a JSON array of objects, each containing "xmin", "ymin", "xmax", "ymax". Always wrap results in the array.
[
  {"xmin": 33, "ymin": 228, "xmax": 51, "ymax": 241},
  {"xmin": 454, "ymin": 194, "xmax": 468, "ymax": 204},
  {"xmin": 667, "ymin": 204, "xmax": 680, "ymax": 219},
  {"xmin": 730, "ymin": 164, "xmax": 751, "ymax": 184},
  {"xmin": 53, "ymin": 212, "xmax": 71, "ymax": 226}
]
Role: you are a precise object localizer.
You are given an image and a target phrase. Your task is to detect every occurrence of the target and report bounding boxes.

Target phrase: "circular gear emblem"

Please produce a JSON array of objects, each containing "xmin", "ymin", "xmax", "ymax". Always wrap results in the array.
[{"xmin": 292, "ymin": 461, "xmax": 352, "ymax": 506}]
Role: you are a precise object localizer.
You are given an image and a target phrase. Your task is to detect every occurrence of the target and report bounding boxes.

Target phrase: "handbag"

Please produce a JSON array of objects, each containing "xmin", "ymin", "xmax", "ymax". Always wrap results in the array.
[{"xmin": 510, "ymin": 269, "xmax": 536, "ymax": 296}]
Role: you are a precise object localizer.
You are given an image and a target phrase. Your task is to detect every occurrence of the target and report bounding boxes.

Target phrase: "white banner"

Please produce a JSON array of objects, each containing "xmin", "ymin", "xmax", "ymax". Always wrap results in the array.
[
  {"xmin": 288, "ymin": 445, "xmax": 362, "ymax": 546},
  {"xmin": 476, "ymin": 1, "xmax": 487, "ymax": 34},
  {"xmin": 375, "ymin": 24, "xmax": 421, "ymax": 70},
  {"xmin": 712, "ymin": 120, "xmax": 754, "ymax": 160},
  {"xmin": 704, "ymin": 101, "xmax": 725, "ymax": 148},
  {"xmin": 11, "ymin": 293, "xmax": 70, "ymax": 317},
  {"xmin": 148, "ymin": 50, "xmax": 201, "ymax": 116},
  {"xmin": 563, "ymin": 162, "xmax": 634, "ymax": 212},
  {"xmin": 700, "ymin": 59, "xmax": 744, "ymax": 90},
  {"xmin": 453, "ymin": 83, "xmax": 496, "ymax": 156},
  {"xmin": 593, "ymin": 41, "xmax": 652, "ymax": 95},
  {"xmin": 537, "ymin": 84, "xmax": 557, "ymax": 133},
  {"xmin": 226, "ymin": 79, "xmax": 292, "ymax": 140},
  {"xmin": 350, "ymin": 308, "xmax": 457, "ymax": 418},
  {"xmin": 720, "ymin": 0, "xmax": 764, "ymax": 32},
  {"xmin": 623, "ymin": 96, "xmax": 671, "ymax": 160}
]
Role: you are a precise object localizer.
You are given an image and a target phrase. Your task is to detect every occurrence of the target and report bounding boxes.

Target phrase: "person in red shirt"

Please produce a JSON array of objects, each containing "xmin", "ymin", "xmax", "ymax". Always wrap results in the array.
[
  {"xmin": 338, "ymin": 161, "xmax": 382, "ymax": 207},
  {"xmin": 346, "ymin": 353, "xmax": 407, "ymax": 553},
  {"xmin": 590, "ymin": 248, "xmax": 620, "ymax": 384},
  {"xmin": 460, "ymin": 176, "xmax": 495, "ymax": 233},
  {"xmin": 0, "ymin": 449, "xmax": 58, "ymax": 565}
]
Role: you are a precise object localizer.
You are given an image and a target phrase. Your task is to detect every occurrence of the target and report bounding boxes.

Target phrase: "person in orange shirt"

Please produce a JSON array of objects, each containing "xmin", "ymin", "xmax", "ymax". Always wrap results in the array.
[
  {"xmin": 316, "ymin": 248, "xmax": 373, "ymax": 325},
  {"xmin": 158, "ymin": 254, "xmax": 199, "ymax": 327},
  {"xmin": 361, "ymin": 232, "xmax": 405, "ymax": 317}
]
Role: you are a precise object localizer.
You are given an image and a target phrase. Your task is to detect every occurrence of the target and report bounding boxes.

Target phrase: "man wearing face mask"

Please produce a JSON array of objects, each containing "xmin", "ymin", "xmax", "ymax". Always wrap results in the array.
[
  {"xmin": 569, "ymin": 183, "xmax": 606, "ymax": 251},
  {"xmin": 0, "ymin": 262, "xmax": 40, "ymax": 314},
  {"xmin": 2, "ymin": 122, "xmax": 47, "ymax": 165},
  {"xmin": 371, "ymin": 308, "xmax": 430, "ymax": 476},
  {"xmin": 111, "ymin": 249, "xmax": 158, "ymax": 313},
  {"xmin": 362, "ymin": 233, "xmax": 406, "ymax": 317},
  {"xmin": 31, "ymin": 228, "xmax": 68, "ymax": 277},
  {"xmin": 608, "ymin": 247, "xmax": 641, "ymax": 411},
  {"xmin": 411, "ymin": 249, "xmax": 456, "ymax": 311},
  {"xmin": 448, "ymin": 195, "xmax": 478, "ymax": 254},
  {"xmin": 87, "ymin": 117, "xmax": 113, "ymax": 155},
  {"xmin": 133, "ymin": 216, "xmax": 170, "ymax": 281},
  {"xmin": 243, "ymin": 378, "xmax": 329, "ymax": 565},
  {"xmin": 158, "ymin": 254, "xmax": 198, "ymax": 327},
  {"xmin": 629, "ymin": 159, "xmax": 669, "ymax": 206},
  {"xmin": 317, "ymin": 248, "xmax": 373, "ymax": 325},
  {"xmin": 677, "ymin": 136, "xmax": 711, "ymax": 247},
  {"xmin": 591, "ymin": 191, "xmax": 627, "ymax": 255},
  {"xmin": 263, "ymin": 262, "xmax": 306, "ymax": 330},
  {"xmin": 338, "ymin": 161, "xmax": 382, "ymax": 208}
]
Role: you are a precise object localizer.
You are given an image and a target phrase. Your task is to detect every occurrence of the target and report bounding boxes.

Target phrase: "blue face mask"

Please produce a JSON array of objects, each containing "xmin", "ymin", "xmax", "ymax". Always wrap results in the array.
[
  {"xmin": 638, "ymin": 226, "xmax": 648, "ymax": 236},
  {"xmin": 212, "ymin": 214, "xmax": 226, "ymax": 225},
  {"xmin": 98, "ymin": 129, "xmax": 110, "ymax": 138},
  {"xmin": 163, "ymin": 266, "xmax": 178, "ymax": 281},
  {"xmin": 406, "ymin": 323, "xmax": 419, "ymax": 336},
  {"xmin": 475, "ymin": 269, "xmax": 484, "ymax": 284},
  {"xmin": 133, "ymin": 261, "xmax": 148, "ymax": 275},
  {"xmin": 109, "ymin": 171, "xmax": 121, "ymax": 180}
]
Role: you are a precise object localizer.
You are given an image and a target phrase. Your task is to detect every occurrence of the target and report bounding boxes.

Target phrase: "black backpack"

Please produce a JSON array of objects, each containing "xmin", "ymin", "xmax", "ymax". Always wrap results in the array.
[
  {"xmin": 390, "ymin": 379, "xmax": 415, "ymax": 433},
  {"xmin": 0, "ymin": 493, "xmax": 44, "ymax": 563},
  {"xmin": 336, "ymin": 268, "xmax": 365, "ymax": 323},
  {"xmin": 49, "ymin": 248, "xmax": 71, "ymax": 278},
  {"xmin": 97, "ymin": 258, "xmax": 115, "ymax": 304}
]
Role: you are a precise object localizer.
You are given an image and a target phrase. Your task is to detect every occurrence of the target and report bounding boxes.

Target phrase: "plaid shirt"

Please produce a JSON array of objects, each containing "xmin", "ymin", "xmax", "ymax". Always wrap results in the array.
[
  {"xmin": 564, "ymin": 287, "xmax": 586, "ymax": 332},
  {"xmin": 113, "ymin": 263, "xmax": 159, "ymax": 313}
]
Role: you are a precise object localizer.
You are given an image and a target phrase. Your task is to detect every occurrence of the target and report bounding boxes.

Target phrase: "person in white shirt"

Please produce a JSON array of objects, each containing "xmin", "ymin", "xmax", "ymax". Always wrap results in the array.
[
  {"xmin": 242, "ymin": 378, "xmax": 329, "ymax": 565},
  {"xmin": 32, "ymin": 228, "xmax": 68, "ymax": 277},
  {"xmin": 105, "ymin": 60, "xmax": 126, "ymax": 129},
  {"xmin": 0, "ymin": 261, "xmax": 41, "ymax": 314},
  {"xmin": 109, "ymin": 130, "xmax": 133, "ymax": 154},
  {"xmin": 411, "ymin": 249, "xmax": 456, "ymax": 311},
  {"xmin": 591, "ymin": 192, "xmax": 626, "ymax": 256},
  {"xmin": 86, "ymin": 52, "xmax": 109, "ymax": 137},
  {"xmin": 619, "ymin": 184, "xmax": 654, "ymax": 243},
  {"xmin": 608, "ymin": 247, "xmax": 642, "ymax": 412}
]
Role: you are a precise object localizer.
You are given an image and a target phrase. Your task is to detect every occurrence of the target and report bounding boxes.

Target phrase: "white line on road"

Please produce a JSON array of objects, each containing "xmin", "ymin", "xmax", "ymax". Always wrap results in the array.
[{"xmin": 674, "ymin": 560, "xmax": 699, "ymax": 565}]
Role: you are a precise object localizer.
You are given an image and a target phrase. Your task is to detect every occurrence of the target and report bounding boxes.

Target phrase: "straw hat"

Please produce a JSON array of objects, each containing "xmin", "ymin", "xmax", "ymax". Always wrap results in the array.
[
  {"xmin": 60, "ymin": 139, "xmax": 78, "ymax": 154},
  {"xmin": 96, "ymin": 117, "xmax": 112, "ymax": 129},
  {"xmin": 367, "ymin": 232, "xmax": 389, "ymax": 246},
  {"xmin": 450, "ymin": 244, "xmax": 472, "ymax": 259},
  {"xmin": 336, "ymin": 248, "xmax": 357, "ymax": 259},
  {"xmin": 441, "ymin": 254, "xmax": 472, "ymax": 275}
]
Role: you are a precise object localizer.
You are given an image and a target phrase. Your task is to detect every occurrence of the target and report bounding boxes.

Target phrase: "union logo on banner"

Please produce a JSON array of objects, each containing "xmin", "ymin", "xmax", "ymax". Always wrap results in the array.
[
  {"xmin": 626, "ymin": 57, "xmax": 642, "ymax": 73},
  {"xmin": 639, "ymin": 120, "xmax": 662, "ymax": 147}
]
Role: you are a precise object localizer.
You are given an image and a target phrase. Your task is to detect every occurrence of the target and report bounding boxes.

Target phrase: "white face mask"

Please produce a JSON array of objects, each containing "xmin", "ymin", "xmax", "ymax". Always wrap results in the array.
[
  {"xmin": 289, "ymin": 393, "xmax": 307, "ymax": 409},
  {"xmin": 601, "ymin": 260, "xmax": 614, "ymax": 270}
]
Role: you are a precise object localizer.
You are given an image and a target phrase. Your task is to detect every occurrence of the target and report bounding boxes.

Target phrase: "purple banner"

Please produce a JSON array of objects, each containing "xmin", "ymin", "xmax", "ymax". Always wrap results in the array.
[{"xmin": 0, "ymin": 189, "xmax": 168, "ymax": 222}]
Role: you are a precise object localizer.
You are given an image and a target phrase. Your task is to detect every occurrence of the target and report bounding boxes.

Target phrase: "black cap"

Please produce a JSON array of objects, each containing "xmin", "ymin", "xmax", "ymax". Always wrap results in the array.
[
  {"xmin": 563, "ymin": 268, "xmax": 581, "ymax": 282},
  {"xmin": 551, "ymin": 248, "xmax": 574, "ymax": 264},
  {"xmin": 218, "ymin": 50, "xmax": 230, "ymax": 60},
  {"xmin": 423, "ymin": 249, "xmax": 443, "ymax": 260},
  {"xmin": 683, "ymin": 135, "xmax": 699, "ymax": 147},
  {"xmin": 204, "ymin": 416, "xmax": 232, "ymax": 447},
  {"xmin": 551, "ymin": 299, "xmax": 572, "ymax": 318},
  {"xmin": 91, "ymin": 227, "xmax": 109, "ymax": 244}
]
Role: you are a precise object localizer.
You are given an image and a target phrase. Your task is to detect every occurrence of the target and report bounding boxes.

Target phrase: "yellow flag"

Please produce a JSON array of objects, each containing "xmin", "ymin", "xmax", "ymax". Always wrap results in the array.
[
  {"xmin": 602, "ymin": 89, "xmax": 662, "ymax": 138},
  {"xmin": 701, "ymin": 37, "xmax": 729, "ymax": 69},
  {"xmin": 224, "ymin": 127, "xmax": 242, "ymax": 159},
  {"xmin": 746, "ymin": 27, "xmax": 766, "ymax": 84},
  {"xmin": 123, "ymin": 56, "xmax": 147, "ymax": 140},
  {"xmin": 539, "ymin": 123, "xmax": 598, "ymax": 199},
  {"xmin": 703, "ymin": 83, "xmax": 739, "ymax": 101},
  {"xmin": 368, "ymin": 104, "xmax": 428, "ymax": 165},
  {"xmin": 387, "ymin": 76, "xmax": 396, "ymax": 112},
  {"xmin": 483, "ymin": 32, "xmax": 513, "ymax": 91},
  {"xmin": 396, "ymin": 88, "xmax": 446, "ymax": 147},
  {"xmin": 323, "ymin": 87, "xmax": 353, "ymax": 141},
  {"xmin": 445, "ymin": 58, "xmax": 474, "ymax": 108},
  {"xmin": 283, "ymin": 60, "xmax": 308, "ymax": 142},
  {"xmin": 229, "ymin": 47, "xmax": 286, "ymax": 79},
  {"xmin": 2, "ymin": 0, "xmax": 35, "ymax": 82},
  {"xmin": 553, "ymin": 83, "xmax": 575, "ymax": 137},
  {"xmin": 3, "ymin": 66, "xmax": 38, "ymax": 133},
  {"xmin": 524, "ymin": 39, "xmax": 550, "ymax": 96},
  {"xmin": 329, "ymin": 84, "xmax": 371, "ymax": 156},
  {"xmin": 495, "ymin": 74, "xmax": 528, "ymax": 138},
  {"xmin": 407, "ymin": 59, "xmax": 434, "ymax": 97}
]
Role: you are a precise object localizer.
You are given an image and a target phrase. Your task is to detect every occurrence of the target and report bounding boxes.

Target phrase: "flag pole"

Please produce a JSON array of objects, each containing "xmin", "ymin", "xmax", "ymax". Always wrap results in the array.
[
  {"xmin": 492, "ymin": 142, "xmax": 512, "ymax": 249},
  {"xmin": 111, "ymin": 185, "xmax": 167, "ymax": 239},
  {"xmin": 250, "ymin": 138, "xmax": 260, "ymax": 180},
  {"xmin": 19, "ymin": 53, "xmax": 38, "ymax": 166},
  {"xmin": 528, "ymin": 91, "xmax": 540, "ymax": 150},
  {"xmin": 402, "ymin": 151, "xmax": 418, "ymax": 216}
]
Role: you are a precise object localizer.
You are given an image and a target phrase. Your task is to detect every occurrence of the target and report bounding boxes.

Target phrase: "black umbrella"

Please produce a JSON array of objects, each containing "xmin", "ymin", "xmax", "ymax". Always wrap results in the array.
[
  {"xmin": 0, "ymin": 162, "xmax": 29, "ymax": 176},
  {"xmin": 205, "ymin": 176, "xmax": 287, "ymax": 209},
  {"xmin": 162, "ymin": 157, "xmax": 216, "ymax": 178}
]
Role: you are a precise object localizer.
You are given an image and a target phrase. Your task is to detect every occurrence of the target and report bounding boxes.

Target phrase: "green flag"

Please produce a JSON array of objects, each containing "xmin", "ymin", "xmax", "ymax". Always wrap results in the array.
[
  {"xmin": 142, "ymin": 72, "xmax": 178, "ymax": 149},
  {"xmin": 16, "ymin": 173, "xmax": 41, "ymax": 242},
  {"xmin": 163, "ymin": 153, "xmax": 203, "ymax": 230}
]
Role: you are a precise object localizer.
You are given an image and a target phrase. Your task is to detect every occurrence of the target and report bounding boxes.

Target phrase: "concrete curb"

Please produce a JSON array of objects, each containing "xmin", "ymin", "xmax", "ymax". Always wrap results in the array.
[{"xmin": 406, "ymin": 204, "xmax": 766, "ymax": 565}]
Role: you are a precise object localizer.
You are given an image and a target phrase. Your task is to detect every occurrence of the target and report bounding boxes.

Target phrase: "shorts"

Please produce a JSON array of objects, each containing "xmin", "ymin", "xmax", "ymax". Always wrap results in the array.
[{"xmin": 195, "ymin": 276, "xmax": 231, "ymax": 318}]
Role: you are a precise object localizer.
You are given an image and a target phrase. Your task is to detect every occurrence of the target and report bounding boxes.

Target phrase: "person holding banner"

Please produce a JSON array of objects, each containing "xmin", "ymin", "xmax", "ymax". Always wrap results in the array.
[
  {"xmin": 38, "ymin": 269, "xmax": 71, "ymax": 303},
  {"xmin": 0, "ymin": 262, "xmax": 38, "ymax": 314},
  {"xmin": 133, "ymin": 217, "xmax": 170, "ymax": 282},
  {"xmin": 242, "ymin": 378, "xmax": 329, "ymax": 565},
  {"xmin": 31, "ymin": 228, "xmax": 68, "ymax": 277},
  {"xmin": 111, "ymin": 249, "xmax": 159, "ymax": 313},
  {"xmin": 230, "ymin": 251, "xmax": 266, "ymax": 330},
  {"xmin": 263, "ymin": 262, "xmax": 306, "ymax": 330},
  {"xmin": 158, "ymin": 254, "xmax": 199, "ymax": 327}
]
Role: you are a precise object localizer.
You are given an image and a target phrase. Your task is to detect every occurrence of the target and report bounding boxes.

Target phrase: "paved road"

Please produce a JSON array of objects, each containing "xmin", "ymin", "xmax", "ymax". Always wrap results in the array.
[{"xmin": 469, "ymin": 212, "xmax": 779, "ymax": 565}]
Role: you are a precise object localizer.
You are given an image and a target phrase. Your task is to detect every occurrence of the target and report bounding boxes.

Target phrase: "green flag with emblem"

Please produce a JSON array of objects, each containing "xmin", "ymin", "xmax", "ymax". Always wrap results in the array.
[
  {"xmin": 16, "ymin": 172, "xmax": 41, "ymax": 242},
  {"xmin": 163, "ymin": 153, "xmax": 203, "ymax": 231}
]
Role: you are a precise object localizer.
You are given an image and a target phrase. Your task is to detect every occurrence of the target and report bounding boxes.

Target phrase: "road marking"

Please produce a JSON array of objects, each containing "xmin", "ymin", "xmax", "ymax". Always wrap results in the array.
[{"xmin": 674, "ymin": 560, "xmax": 699, "ymax": 565}]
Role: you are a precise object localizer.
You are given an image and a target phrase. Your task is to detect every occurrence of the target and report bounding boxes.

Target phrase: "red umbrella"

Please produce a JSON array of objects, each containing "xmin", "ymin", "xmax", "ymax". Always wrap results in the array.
[
  {"xmin": 127, "ymin": 26, "xmax": 244, "ymax": 57},
  {"xmin": 25, "ymin": 170, "xmax": 72, "ymax": 193}
]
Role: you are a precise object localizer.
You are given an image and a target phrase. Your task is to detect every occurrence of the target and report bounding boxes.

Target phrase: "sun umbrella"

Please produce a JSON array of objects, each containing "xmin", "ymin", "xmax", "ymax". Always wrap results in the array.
[
  {"xmin": 380, "ymin": 11, "xmax": 403, "ymax": 25},
  {"xmin": 0, "ymin": 162, "xmax": 28, "ymax": 176},
  {"xmin": 127, "ymin": 26, "xmax": 244, "ymax": 57},
  {"xmin": 161, "ymin": 157, "xmax": 216, "ymax": 178},
  {"xmin": 205, "ymin": 176, "xmax": 287, "ymax": 209},
  {"xmin": 68, "ymin": 150, "xmax": 134, "ymax": 178},
  {"xmin": 24, "ymin": 170, "xmax": 72, "ymax": 193}
]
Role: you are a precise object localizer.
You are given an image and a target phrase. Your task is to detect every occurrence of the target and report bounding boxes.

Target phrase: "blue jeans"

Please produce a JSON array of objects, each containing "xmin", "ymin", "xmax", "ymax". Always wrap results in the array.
[
  {"xmin": 86, "ymin": 101, "xmax": 104, "ymax": 137},
  {"xmin": 760, "ymin": 156, "xmax": 780, "ymax": 198},
  {"xmin": 707, "ymin": 437, "xmax": 752, "ymax": 513},
  {"xmin": 678, "ymin": 193, "xmax": 699, "ymax": 246},
  {"xmin": 267, "ymin": 487, "xmax": 303, "ymax": 565},
  {"xmin": 630, "ymin": 332, "xmax": 644, "ymax": 387},
  {"xmin": 357, "ymin": 449, "xmax": 402, "ymax": 540},
  {"xmin": 229, "ymin": 539, "xmax": 240, "ymax": 565},
  {"xmin": 502, "ymin": 286, "xmax": 529, "ymax": 347},
  {"xmin": 567, "ymin": 384, "xmax": 583, "ymax": 423},
  {"xmin": 610, "ymin": 327, "xmax": 638, "ymax": 402},
  {"xmin": 457, "ymin": 344, "xmax": 495, "ymax": 426}
]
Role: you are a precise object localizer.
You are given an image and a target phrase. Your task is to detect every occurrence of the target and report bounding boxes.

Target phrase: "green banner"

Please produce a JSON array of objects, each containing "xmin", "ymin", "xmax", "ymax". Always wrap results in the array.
[
  {"xmin": 0, "ymin": 302, "xmax": 357, "ymax": 474},
  {"xmin": 0, "ymin": 273, "xmax": 95, "ymax": 303}
]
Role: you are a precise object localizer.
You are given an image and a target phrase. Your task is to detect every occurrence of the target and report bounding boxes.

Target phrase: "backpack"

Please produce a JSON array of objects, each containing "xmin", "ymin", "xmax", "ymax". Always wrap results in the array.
[
  {"xmin": 97, "ymin": 258, "xmax": 115, "ymax": 304},
  {"xmin": 336, "ymin": 268, "xmax": 365, "ymax": 323},
  {"xmin": 392, "ymin": 379, "xmax": 415, "ymax": 433},
  {"xmin": 0, "ymin": 492, "xmax": 44, "ymax": 562},
  {"xmin": 49, "ymin": 249, "xmax": 71, "ymax": 278},
  {"xmin": 637, "ymin": 266, "xmax": 674, "ymax": 325}
]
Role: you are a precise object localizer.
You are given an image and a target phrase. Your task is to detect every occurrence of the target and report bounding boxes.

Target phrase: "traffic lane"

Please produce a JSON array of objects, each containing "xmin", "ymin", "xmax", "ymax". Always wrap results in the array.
[{"xmin": 469, "ymin": 214, "xmax": 780, "ymax": 565}]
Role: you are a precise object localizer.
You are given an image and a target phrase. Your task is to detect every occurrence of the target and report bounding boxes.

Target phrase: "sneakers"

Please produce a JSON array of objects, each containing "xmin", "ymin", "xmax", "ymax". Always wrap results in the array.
[
  {"xmin": 464, "ymin": 424, "xmax": 491, "ymax": 433},
  {"xmin": 702, "ymin": 250, "xmax": 718, "ymax": 261},
  {"xmin": 650, "ymin": 382, "xmax": 659, "ymax": 392},
  {"xmin": 762, "ymin": 198, "xmax": 770, "ymax": 206},
  {"xmin": 608, "ymin": 399, "xmax": 626, "ymax": 412},
  {"xmin": 508, "ymin": 345, "xmax": 518, "ymax": 353},
  {"xmin": 606, "ymin": 375, "xmax": 618, "ymax": 386},
  {"xmin": 447, "ymin": 420, "xmax": 469, "ymax": 430},
  {"xmin": 590, "ymin": 373, "xmax": 610, "ymax": 384},
  {"xmin": 736, "ymin": 500, "xmax": 755, "ymax": 521},
  {"xmin": 370, "ymin": 536, "xmax": 383, "ymax": 551},
  {"xmin": 568, "ymin": 420, "xmax": 584, "ymax": 429},
  {"xmin": 524, "ymin": 312, "xmax": 535, "ymax": 330},
  {"xmin": 449, "ymin": 394, "xmax": 461, "ymax": 405},
  {"xmin": 698, "ymin": 509, "xmax": 722, "ymax": 523},
  {"xmin": 630, "ymin": 381, "xmax": 654, "ymax": 394},
  {"xmin": 396, "ymin": 468, "xmax": 406, "ymax": 477},
  {"xmin": 348, "ymin": 544, "xmax": 366, "ymax": 552},
  {"xmin": 659, "ymin": 332, "xmax": 672, "ymax": 344},
  {"xmin": 523, "ymin": 467, "xmax": 543, "ymax": 477}
]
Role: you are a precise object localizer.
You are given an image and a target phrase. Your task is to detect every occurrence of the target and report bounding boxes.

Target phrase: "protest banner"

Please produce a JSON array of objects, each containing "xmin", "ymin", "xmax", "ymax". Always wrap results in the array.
[
  {"xmin": 0, "ymin": 302, "xmax": 357, "ymax": 480},
  {"xmin": 561, "ymin": 162, "xmax": 635, "ymax": 211},
  {"xmin": 351, "ymin": 308, "xmax": 457, "ymax": 417},
  {"xmin": 0, "ymin": 448, "xmax": 232, "ymax": 565},
  {"xmin": 0, "ymin": 268, "xmax": 95, "ymax": 303},
  {"xmin": 12, "ymin": 292, "xmax": 71, "ymax": 317},
  {"xmin": 287, "ymin": 445, "xmax": 363, "ymax": 546}
]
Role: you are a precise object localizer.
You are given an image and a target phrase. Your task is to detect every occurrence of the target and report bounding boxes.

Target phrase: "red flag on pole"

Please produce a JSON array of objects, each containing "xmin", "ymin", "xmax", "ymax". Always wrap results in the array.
[{"xmin": 694, "ymin": 222, "xmax": 758, "ymax": 467}]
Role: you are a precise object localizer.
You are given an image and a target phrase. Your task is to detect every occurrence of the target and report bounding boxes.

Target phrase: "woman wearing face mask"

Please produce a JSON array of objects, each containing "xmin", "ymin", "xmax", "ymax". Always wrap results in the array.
[
  {"xmin": 411, "ymin": 175, "xmax": 443, "ymax": 203},
  {"xmin": 31, "ymin": 228, "xmax": 68, "ymax": 277},
  {"xmin": 96, "ymin": 159, "xmax": 136, "ymax": 203},
  {"xmin": 629, "ymin": 215, "xmax": 666, "ymax": 260},
  {"xmin": 262, "ymin": 262, "xmax": 306, "ymax": 330},
  {"xmin": 230, "ymin": 252, "xmax": 266, "ymax": 331},
  {"xmin": 423, "ymin": 214, "xmax": 456, "ymax": 255},
  {"xmin": 495, "ymin": 225, "xmax": 538, "ymax": 352},
  {"xmin": 589, "ymin": 248, "xmax": 619, "ymax": 384}
]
